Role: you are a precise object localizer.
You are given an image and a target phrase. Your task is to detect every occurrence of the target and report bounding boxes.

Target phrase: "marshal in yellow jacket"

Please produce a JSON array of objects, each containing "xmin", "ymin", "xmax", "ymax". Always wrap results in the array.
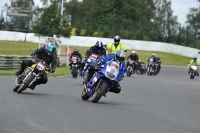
[{"xmin": 107, "ymin": 43, "xmax": 127, "ymax": 55}]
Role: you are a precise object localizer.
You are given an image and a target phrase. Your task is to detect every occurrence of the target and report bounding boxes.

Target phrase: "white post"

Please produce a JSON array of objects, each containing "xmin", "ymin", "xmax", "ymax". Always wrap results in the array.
[
  {"xmin": 61, "ymin": 0, "xmax": 64, "ymax": 16},
  {"xmin": 38, "ymin": 36, "xmax": 40, "ymax": 48},
  {"xmin": 66, "ymin": 38, "xmax": 70, "ymax": 67}
]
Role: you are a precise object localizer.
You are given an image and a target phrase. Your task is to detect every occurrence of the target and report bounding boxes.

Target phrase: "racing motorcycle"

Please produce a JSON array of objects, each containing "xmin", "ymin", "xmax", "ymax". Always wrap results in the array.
[
  {"xmin": 154, "ymin": 60, "xmax": 161, "ymax": 75},
  {"xmin": 81, "ymin": 58, "xmax": 124, "ymax": 103},
  {"xmin": 189, "ymin": 64, "xmax": 198, "ymax": 79},
  {"xmin": 136, "ymin": 63, "xmax": 147, "ymax": 75},
  {"xmin": 82, "ymin": 53, "xmax": 101, "ymax": 84},
  {"xmin": 13, "ymin": 55, "xmax": 50, "ymax": 94},
  {"xmin": 71, "ymin": 55, "xmax": 80, "ymax": 78},
  {"xmin": 126, "ymin": 60, "xmax": 135, "ymax": 77},
  {"xmin": 146, "ymin": 57, "xmax": 155, "ymax": 76}
]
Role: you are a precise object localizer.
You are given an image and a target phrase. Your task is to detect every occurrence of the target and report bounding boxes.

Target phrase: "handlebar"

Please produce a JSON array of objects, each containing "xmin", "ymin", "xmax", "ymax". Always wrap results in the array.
[{"xmin": 31, "ymin": 54, "xmax": 50, "ymax": 70}]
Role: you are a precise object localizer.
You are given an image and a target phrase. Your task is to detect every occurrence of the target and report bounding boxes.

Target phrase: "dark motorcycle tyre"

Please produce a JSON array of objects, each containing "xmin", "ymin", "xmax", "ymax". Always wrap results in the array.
[
  {"xmin": 72, "ymin": 66, "xmax": 78, "ymax": 78},
  {"xmin": 127, "ymin": 66, "xmax": 131, "ymax": 77},
  {"xmin": 17, "ymin": 74, "xmax": 35, "ymax": 93},
  {"xmin": 81, "ymin": 89, "xmax": 90, "ymax": 100},
  {"xmin": 91, "ymin": 82, "xmax": 108, "ymax": 103}
]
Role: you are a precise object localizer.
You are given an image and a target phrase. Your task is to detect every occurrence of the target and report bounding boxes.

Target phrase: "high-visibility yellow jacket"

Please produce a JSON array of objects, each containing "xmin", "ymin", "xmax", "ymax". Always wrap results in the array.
[{"xmin": 107, "ymin": 43, "xmax": 126, "ymax": 54}]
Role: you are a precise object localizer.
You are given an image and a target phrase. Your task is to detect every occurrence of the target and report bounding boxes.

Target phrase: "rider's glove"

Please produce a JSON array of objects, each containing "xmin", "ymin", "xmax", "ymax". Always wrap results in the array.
[
  {"xmin": 119, "ymin": 75, "xmax": 124, "ymax": 81},
  {"xmin": 49, "ymin": 68, "xmax": 55, "ymax": 73},
  {"xmin": 30, "ymin": 52, "xmax": 36, "ymax": 57}
]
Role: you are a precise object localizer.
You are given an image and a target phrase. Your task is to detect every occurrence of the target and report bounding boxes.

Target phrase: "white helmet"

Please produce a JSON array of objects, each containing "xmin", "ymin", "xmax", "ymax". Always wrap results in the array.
[
  {"xmin": 132, "ymin": 50, "xmax": 136, "ymax": 54},
  {"xmin": 152, "ymin": 53, "xmax": 156, "ymax": 57}
]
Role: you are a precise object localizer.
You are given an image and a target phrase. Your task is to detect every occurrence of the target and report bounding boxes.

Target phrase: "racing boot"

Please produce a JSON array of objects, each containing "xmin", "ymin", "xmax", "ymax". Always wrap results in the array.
[
  {"xmin": 15, "ymin": 69, "xmax": 23, "ymax": 76},
  {"xmin": 15, "ymin": 62, "xmax": 26, "ymax": 76}
]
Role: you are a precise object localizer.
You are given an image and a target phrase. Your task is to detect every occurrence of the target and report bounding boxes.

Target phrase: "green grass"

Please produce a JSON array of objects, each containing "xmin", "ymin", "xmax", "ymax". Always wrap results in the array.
[
  {"xmin": 0, "ymin": 40, "xmax": 190, "ymax": 76},
  {"xmin": 0, "ymin": 66, "xmax": 72, "ymax": 76}
]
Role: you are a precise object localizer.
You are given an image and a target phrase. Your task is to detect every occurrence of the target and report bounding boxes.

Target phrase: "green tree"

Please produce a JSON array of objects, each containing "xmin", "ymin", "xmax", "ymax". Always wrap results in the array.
[{"xmin": 31, "ymin": 2, "xmax": 71, "ymax": 38}]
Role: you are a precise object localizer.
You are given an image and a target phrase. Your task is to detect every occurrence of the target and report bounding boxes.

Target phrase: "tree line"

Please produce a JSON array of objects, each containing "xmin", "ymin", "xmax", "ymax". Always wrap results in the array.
[{"xmin": 1, "ymin": 0, "xmax": 200, "ymax": 48}]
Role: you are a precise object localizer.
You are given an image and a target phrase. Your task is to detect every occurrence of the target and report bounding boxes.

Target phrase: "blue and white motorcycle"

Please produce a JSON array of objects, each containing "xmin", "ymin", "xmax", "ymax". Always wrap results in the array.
[
  {"xmin": 81, "ymin": 58, "xmax": 123, "ymax": 103},
  {"xmin": 82, "ymin": 53, "xmax": 101, "ymax": 84}
]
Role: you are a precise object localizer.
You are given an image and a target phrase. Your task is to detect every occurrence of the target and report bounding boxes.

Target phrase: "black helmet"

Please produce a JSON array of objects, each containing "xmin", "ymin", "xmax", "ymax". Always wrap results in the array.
[
  {"xmin": 74, "ymin": 48, "xmax": 78, "ymax": 54},
  {"xmin": 114, "ymin": 35, "xmax": 121, "ymax": 46},
  {"xmin": 95, "ymin": 41, "xmax": 103, "ymax": 50},
  {"xmin": 193, "ymin": 56, "xmax": 197, "ymax": 62},
  {"xmin": 45, "ymin": 42, "xmax": 56, "ymax": 55}
]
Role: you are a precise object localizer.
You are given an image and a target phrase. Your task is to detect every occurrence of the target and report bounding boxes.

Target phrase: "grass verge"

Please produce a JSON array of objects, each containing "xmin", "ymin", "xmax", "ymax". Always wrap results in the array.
[{"xmin": 0, "ymin": 40, "xmax": 190, "ymax": 76}]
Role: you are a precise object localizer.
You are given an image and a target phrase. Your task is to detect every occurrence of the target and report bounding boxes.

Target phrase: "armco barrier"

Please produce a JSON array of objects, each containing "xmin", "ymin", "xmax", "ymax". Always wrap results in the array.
[{"xmin": 0, "ymin": 55, "xmax": 32, "ymax": 70}]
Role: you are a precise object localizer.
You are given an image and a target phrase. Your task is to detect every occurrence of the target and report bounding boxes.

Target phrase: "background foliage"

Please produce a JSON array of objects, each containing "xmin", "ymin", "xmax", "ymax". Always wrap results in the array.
[{"xmin": 1, "ymin": 0, "xmax": 200, "ymax": 48}]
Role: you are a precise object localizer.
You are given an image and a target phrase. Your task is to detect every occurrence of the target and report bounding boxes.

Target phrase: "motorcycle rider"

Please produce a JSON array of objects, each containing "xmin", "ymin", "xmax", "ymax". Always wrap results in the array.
[
  {"xmin": 82, "ymin": 41, "xmax": 107, "ymax": 83},
  {"xmin": 107, "ymin": 35, "xmax": 127, "ymax": 55},
  {"xmin": 147, "ymin": 53, "xmax": 161, "ymax": 73},
  {"xmin": 188, "ymin": 56, "xmax": 200, "ymax": 76},
  {"xmin": 102, "ymin": 41, "xmax": 108, "ymax": 55},
  {"xmin": 87, "ymin": 50, "xmax": 127, "ymax": 95},
  {"xmin": 136, "ymin": 59, "xmax": 146, "ymax": 74},
  {"xmin": 126, "ymin": 50, "xmax": 139, "ymax": 73},
  {"xmin": 15, "ymin": 40, "xmax": 57, "ymax": 90},
  {"xmin": 69, "ymin": 48, "xmax": 82, "ymax": 76}
]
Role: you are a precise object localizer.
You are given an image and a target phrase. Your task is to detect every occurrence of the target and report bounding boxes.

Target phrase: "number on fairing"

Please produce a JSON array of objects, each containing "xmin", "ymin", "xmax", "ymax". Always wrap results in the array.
[{"xmin": 90, "ymin": 55, "xmax": 98, "ymax": 60}]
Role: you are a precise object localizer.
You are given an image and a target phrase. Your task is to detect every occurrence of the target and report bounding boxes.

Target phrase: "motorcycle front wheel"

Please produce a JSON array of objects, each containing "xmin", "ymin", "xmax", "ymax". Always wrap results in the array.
[
  {"xmin": 17, "ymin": 74, "xmax": 35, "ymax": 94},
  {"xmin": 91, "ymin": 82, "xmax": 108, "ymax": 103},
  {"xmin": 127, "ymin": 66, "xmax": 131, "ymax": 77}
]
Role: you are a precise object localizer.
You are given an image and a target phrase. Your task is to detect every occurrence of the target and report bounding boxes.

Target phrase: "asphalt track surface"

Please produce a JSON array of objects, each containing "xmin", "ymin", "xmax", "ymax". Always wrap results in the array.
[{"xmin": 1, "ymin": 66, "xmax": 200, "ymax": 133}]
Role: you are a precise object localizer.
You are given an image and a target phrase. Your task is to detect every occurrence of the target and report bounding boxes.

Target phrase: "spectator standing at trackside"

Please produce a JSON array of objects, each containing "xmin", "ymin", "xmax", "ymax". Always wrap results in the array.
[{"xmin": 107, "ymin": 35, "xmax": 127, "ymax": 55}]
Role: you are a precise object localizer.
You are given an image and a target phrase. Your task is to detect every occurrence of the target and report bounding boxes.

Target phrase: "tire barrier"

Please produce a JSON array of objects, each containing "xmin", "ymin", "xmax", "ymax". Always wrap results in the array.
[{"xmin": 0, "ymin": 55, "xmax": 32, "ymax": 70}]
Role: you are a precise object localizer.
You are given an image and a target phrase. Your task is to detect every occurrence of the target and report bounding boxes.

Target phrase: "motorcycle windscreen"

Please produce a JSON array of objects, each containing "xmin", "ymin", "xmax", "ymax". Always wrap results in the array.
[
  {"xmin": 87, "ymin": 54, "xmax": 98, "ymax": 62},
  {"xmin": 105, "ymin": 61, "xmax": 119, "ymax": 80},
  {"xmin": 191, "ymin": 65, "xmax": 198, "ymax": 70},
  {"xmin": 37, "ymin": 62, "xmax": 46, "ymax": 71},
  {"xmin": 72, "ymin": 56, "xmax": 77, "ymax": 63}
]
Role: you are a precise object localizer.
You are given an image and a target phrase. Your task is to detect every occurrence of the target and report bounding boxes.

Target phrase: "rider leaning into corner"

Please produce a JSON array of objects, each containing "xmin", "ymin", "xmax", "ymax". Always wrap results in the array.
[
  {"xmin": 126, "ymin": 50, "xmax": 139, "ymax": 73},
  {"xmin": 107, "ymin": 35, "xmax": 127, "ymax": 55},
  {"xmin": 15, "ymin": 40, "xmax": 57, "ymax": 90},
  {"xmin": 69, "ymin": 48, "xmax": 83, "ymax": 76},
  {"xmin": 82, "ymin": 41, "xmax": 107, "ymax": 83},
  {"xmin": 188, "ymin": 56, "xmax": 200, "ymax": 76},
  {"xmin": 147, "ymin": 53, "xmax": 161, "ymax": 73},
  {"xmin": 87, "ymin": 50, "xmax": 127, "ymax": 95}
]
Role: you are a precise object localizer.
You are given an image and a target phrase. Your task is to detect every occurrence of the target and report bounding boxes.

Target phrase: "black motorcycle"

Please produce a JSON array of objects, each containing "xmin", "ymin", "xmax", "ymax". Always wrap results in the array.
[
  {"xmin": 13, "ymin": 56, "xmax": 50, "ymax": 93},
  {"xmin": 71, "ymin": 55, "xmax": 80, "ymax": 78},
  {"xmin": 146, "ymin": 58, "xmax": 155, "ymax": 76},
  {"xmin": 126, "ymin": 60, "xmax": 135, "ymax": 77},
  {"xmin": 189, "ymin": 64, "xmax": 198, "ymax": 79},
  {"xmin": 136, "ymin": 63, "xmax": 147, "ymax": 75}
]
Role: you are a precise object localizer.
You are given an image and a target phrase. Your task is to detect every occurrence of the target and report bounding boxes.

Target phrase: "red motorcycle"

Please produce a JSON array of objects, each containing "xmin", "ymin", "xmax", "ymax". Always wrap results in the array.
[{"xmin": 126, "ymin": 60, "xmax": 136, "ymax": 77}]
